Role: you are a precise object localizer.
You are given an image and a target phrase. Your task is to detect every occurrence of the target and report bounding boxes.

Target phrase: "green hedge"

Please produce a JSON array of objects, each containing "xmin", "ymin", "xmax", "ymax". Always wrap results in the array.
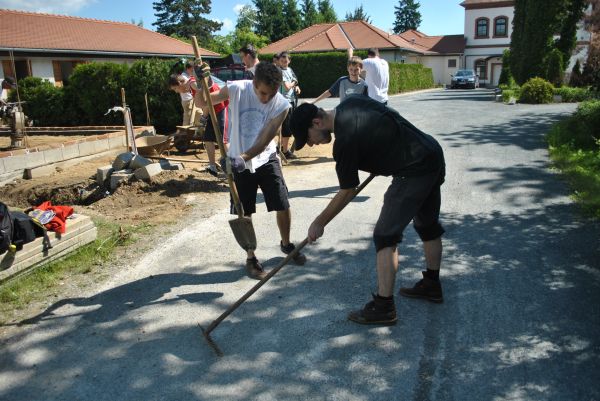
[
  {"xmin": 8, "ymin": 59, "xmax": 183, "ymax": 133},
  {"xmin": 547, "ymin": 100, "xmax": 600, "ymax": 150},
  {"xmin": 519, "ymin": 77, "xmax": 554, "ymax": 104},
  {"xmin": 267, "ymin": 51, "xmax": 434, "ymax": 98},
  {"xmin": 553, "ymin": 87, "xmax": 596, "ymax": 103},
  {"xmin": 388, "ymin": 63, "xmax": 434, "ymax": 93},
  {"xmin": 7, "ymin": 77, "xmax": 65, "ymax": 126}
]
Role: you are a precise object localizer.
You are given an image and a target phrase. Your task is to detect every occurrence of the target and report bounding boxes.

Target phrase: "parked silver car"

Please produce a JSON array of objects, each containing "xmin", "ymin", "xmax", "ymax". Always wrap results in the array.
[{"xmin": 450, "ymin": 69, "xmax": 479, "ymax": 89}]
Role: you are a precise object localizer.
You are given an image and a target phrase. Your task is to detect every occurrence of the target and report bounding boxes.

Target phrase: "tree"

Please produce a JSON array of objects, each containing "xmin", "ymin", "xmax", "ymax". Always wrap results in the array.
[
  {"xmin": 582, "ymin": 0, "xmax": 600, "ymax": 90},
  {"xmin": 235, "ymin": 5, "xmax": 257, "ymax": 31},
  {"xmin": 300, "ymin": 0, "xmax": 319, "ymax": 28},
  {"xmin": 253, "ymin": 0, "xmax": 287, "ymax": 42},
  {"xmin": 555, "ymin": 0, "xmax": 587, "ymax": 69},
  {"xmin": 392, "ymin": 0, "xmax": 422, "ymax": 34},
  {"xmin": 546, "ymin": 47, "xmax": 565, "ymax": 86},
  {"xmin": 152, "ymin": 0, "xmax": 222, "ymax": 44},
  {"xmin": 509, "ymin": 0, "xmax": 566, "ymax": 85},
  {"xmin": 344, "ymin": 5, "xmax": 372, "ymax": 24},
  {"xmin": 498, "ymin": 49, "xmax": 514, "ymax": 86},
  {"xmin": 317, "ymin": 0, "xmax": 337, "ymax": 23},
  {"xmin": 283, "ymin": 0, "xmax": 302, "ymax": 35}
]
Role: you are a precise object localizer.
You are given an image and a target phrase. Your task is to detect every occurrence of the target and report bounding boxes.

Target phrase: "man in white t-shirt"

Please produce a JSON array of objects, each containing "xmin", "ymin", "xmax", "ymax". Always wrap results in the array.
[
  {"xmin": 195, "ymin": 61, "xmax": 307, "ymax": 279},
  {"xmin": 356, "ymin": 48, "xmax": 389, "ymax": 104}
]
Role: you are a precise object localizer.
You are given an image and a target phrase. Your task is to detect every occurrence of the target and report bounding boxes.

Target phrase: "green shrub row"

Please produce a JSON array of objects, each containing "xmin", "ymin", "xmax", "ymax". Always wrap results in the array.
[
  {"xmin": 553, "ymin": 87, "xmax": 596, "ymax": 102},
  {"xmin": 547, "ymin": 100, "xmax": 600, "ymax": 150},
  {"xmin": 8, "ymin": 59, "xmax": 181, "ymax": 133},
  {"xmin": 272, "ymin": 51, "xmax": 434, "ymax": 98},
  {"xmin": 500, "ymin": 77, "xmax": 597, "ymax": 104}
]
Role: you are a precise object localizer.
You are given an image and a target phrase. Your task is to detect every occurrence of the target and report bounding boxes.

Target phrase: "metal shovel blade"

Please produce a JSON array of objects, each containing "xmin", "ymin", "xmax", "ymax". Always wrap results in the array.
[{"xmin": 229, "ymin": 216, "xmax": 257, "ymax": 251}]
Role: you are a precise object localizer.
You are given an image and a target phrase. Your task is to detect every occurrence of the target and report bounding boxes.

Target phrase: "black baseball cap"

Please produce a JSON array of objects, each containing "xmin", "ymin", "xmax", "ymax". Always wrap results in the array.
[{"xmin": 289, "ymin": 102, "xmax": 318, "ymax": 151}]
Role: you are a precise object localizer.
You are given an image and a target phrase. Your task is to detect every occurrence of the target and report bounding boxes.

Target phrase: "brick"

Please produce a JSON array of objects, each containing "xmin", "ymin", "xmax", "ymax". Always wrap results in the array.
[
  {"xmin": 109, "ymin": 135, "xmax": 126, "ymax": 149},
  {"xmin": 159, "ymin": 160, "xmax": 184, "ymax": 170},
  {"xmin": 129, "ymin": 154, "xmax": 152, "ymax": 170},
  {"xmin": 78, "ymin": 141, "xmax": 96, "ymax": 156},
  {"xmin": 112, "ymin": 152, "xmax": 135, "ymax": 170},
  {"xmin": 96, "ymin": 165, "xmax": 114, "ymax": 185},
  {"xmin": 43, "ymin": 147, "xmax": 64, "ymax": 164},
  {"xmin": 93, "ymin": 138, "xmax": 110, "ymax": 153},
  {"xmin": 134, "ymin": 163, "xmax": 163, "ymax": 181},
  {"xmin": 110, "ymin": 172, "xmax": 134, "ymax": 190},
  {"xmin": 24, "ymin": 164, "xmax": 58, "ymax": 179},
  {"xmin": 62, "ymin": 144, "xmax": 80, "ymax": 160},
  {"xmin": 2, "ymin": 154, "xmax": 28, "ymax": 173}
]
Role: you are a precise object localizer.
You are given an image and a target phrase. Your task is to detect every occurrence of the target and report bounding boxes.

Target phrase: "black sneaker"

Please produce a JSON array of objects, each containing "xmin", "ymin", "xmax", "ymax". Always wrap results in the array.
[
  {"xmin": 283, "ymin": 150, "xmax": 298, "ymax": 160},
  {"xmin": 348, "ymin": 293, "xmax": 397, "ymax": 326},
  {"xmin": 399, "ymin": 272, "xmax": 443, "ymax": 303},
  {"xmin": 280, "ymin": 241, "xmax": 307, "ymax": 265},
  {"xmin": 245, "ymin": 257, "xmax": 267, "ymax": 280}
]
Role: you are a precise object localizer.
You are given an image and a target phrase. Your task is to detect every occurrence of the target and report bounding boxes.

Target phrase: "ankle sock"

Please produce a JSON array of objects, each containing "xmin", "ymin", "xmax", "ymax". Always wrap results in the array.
[
  {"xmin": 426, "ymin": 269, "xmax": 440, "ymax": 280},
  {"xmin": 376, "ymin": 294, "xmax": 393, "ymax": 301}
]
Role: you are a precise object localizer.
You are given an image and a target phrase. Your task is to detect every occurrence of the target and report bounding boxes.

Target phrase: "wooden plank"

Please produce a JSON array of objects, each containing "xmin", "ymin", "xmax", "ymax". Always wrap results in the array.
[
  {"xmin": 1, "ymin": 215, "xmax": 95, "ymax": 268},
  {"xmin": 0, "ymin": 227, "xmax": 98, "ymax": 283}
]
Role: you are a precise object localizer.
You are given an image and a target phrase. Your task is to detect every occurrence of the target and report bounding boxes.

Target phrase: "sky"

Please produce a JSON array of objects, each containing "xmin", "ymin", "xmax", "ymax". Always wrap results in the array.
[{"xmin": 0, "ymin": 0, "xmax": 466, "ymax": 36}]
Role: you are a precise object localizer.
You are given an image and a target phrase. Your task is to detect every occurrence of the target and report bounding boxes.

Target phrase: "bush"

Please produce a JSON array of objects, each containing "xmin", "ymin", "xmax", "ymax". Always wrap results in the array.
[
  {"xmin": 547, "ymin": 100, "xmax": 600, "ymax": 149},
  {"xmin": 545, "ymin": 48, "xmax": 564, "ymax": 87},
  {"xmin": 7, "ymin": 77, "xmax": 66, "ymax": 126},
  {"xmin": 553, "ymin": 86, "xmax": 595, "ymax": 102},
  {"xmin": 519, "ymin": 77, "xmax": 554, "ymax": 104},
  {"xmin": 123, "ymin": 59, "xmax": 182, "ymax": 133},
  {"xmin": 502, "ymin": 88, "xmax": 520, "ymax": 103},
  {"xmin": 278, "ymin": 51, "xmax": 434, "ymax": 98},
  {"xmin": 64, "ymin": 62, "xmax": 129, "ymax": 125},
  {"xmin": 388, "ymin": 63, "xmax": 434, "ymax": 93}
]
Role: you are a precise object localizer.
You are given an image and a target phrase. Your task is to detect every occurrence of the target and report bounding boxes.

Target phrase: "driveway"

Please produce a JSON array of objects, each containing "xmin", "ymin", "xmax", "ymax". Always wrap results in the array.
[{"xmin": 1, "ymin": 89, "xmax": 599, "ymax": 401}]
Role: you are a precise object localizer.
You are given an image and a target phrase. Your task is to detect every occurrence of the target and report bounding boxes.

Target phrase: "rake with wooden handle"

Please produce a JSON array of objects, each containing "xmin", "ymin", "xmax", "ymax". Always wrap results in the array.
[{"xmin": 200, "ymin": 174, "xmax": 376, "ymax": 357}]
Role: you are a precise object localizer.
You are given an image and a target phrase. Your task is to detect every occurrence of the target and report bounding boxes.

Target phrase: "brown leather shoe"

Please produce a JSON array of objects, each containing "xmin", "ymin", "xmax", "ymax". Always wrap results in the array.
[{"xmin": 245, "ymin": 257, "xmax": 267, "ymax": 280}]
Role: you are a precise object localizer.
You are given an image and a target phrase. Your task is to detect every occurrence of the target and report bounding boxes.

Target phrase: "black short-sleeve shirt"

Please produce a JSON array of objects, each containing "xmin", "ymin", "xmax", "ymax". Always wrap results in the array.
[{"xmin": 333, "ymin": 96, "xmax": 444, "ymax": 189}]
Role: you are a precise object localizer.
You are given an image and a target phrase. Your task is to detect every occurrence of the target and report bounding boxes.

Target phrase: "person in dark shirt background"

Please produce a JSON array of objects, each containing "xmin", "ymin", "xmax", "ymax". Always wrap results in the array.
[{"xmin": 290, "ymin": 96, "xmax": 446, "ymax": 325}]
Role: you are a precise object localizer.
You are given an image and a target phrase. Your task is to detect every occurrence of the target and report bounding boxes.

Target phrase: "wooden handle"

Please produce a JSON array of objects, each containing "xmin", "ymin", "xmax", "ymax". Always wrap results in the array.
[
  {"xmin": 121, "ymin": 88, "xmax": 126, "ymax": 106},
  {"xmin": 190, "ymin": 36, "xmax": 245, "ymax": 218}
]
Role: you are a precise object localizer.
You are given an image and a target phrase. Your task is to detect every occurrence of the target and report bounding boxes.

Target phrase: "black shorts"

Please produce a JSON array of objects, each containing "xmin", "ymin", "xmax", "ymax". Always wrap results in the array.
[
  {"xmin": 203, "ymin": 108, "xmax": 227, "ymax": 143},
  {"xmin": 231, "ymin": 154, "xmax": 289, "ymax": 216},
  {"xmin": 281, "ymin": 102, "xmax": 295, "ymax": 138},
  {"xmin": 372, "ymin": 164, "xmax": 445, "ymax": 251}
]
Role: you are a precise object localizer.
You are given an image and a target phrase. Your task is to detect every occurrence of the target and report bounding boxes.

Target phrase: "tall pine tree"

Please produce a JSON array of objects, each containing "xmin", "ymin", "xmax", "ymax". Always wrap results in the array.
[
  {"xmin": 284, "ymin": 0, "xmax": 302, "ymax": 35},
  {"xmin": 510, "ymin": 0, "xmax": 566, "ymax": 84},
  {"xmin": 393, "ymin": 0, "xmax": 422, "ymax": 34},
  {"xmin": 556, "ymin": 0, "xmax": 586, "ymax": 69},
  {"xmin": 300, "ymin": 0, "xmax": 319, "ymax": 28},
  {"xmin": 344, "ymin": 5, "xmax": 372, "ymax": 24},
  {"xmin": 318, "ymin": 0, "xmax": 337, "ymax": 23},
  {"xmin": 152, "ymin": 0, "xmax": 222, "ymax": 44}
]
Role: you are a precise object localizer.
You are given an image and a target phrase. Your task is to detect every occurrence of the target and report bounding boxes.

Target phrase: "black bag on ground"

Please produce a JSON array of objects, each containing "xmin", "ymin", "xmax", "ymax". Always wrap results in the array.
[
  {"xmin": 0, "ymin": 202, "xmax": 13, "ymax": 255},
  {"xmin": 11, "ymin": 211, "xmax": 45, "ymax": 250}
]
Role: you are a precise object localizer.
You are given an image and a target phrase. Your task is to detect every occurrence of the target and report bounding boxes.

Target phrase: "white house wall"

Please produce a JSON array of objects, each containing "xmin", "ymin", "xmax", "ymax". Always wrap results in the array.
[
  {"xmin": 420, "ymin": 56, "xmax": 461, "ymax": 86},
  {"xmin": 30, "ymin": 59, "xmax": 56, "ymax": 83},
  {"xmin": 464, "ymin": 7, "xmax": 514, "ymax": 45}
]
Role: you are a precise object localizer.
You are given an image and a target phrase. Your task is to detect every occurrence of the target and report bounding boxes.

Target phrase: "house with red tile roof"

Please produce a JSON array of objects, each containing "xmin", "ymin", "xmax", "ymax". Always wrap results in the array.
[
  {"xmin": 259, "ymin": 20, "xmax": 465, "ymax": 86},
  {"xmin": 0, "ymin": 8, "xmax": 219, "ymax": 88}
]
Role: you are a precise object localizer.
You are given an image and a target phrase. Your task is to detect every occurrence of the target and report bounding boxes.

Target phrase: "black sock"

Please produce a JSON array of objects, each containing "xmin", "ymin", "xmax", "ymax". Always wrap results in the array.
[
  {"xmin": 426, "ymin": 269, "xmax": 440, "ymax": 280},
  {"xmin": 376, "ymin": 294, "xmax": 393, "ymax": 301}
]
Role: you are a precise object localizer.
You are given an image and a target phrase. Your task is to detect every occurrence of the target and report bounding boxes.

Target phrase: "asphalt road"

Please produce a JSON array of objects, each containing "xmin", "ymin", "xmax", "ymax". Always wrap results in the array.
[{"xmin": 1, "ymin": 89, "xmax": 599, "ymax": 401}]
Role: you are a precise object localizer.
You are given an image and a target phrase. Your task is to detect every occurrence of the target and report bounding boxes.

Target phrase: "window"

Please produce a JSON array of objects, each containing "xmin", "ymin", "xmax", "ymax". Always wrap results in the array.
[
  {"xmin": 475, "ymin": 18, "xmax": 489, "ymax": 38},
  {"xmin": 448, "ymin": 59, "xmax": 457, "ymax": 68},
  {"xmin": 494, "ymin": 16, "xmax": 508, "ymax": 37},
  {"xmin": 475, "ymin": 59, "xmax": 487, "ymax": 80}
]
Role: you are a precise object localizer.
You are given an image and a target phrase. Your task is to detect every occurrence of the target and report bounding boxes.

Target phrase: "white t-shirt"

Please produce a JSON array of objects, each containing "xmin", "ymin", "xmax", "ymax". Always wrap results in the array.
[
  {"xmin": 179, "ymin": 72, "xmax": 193, "ymax": 102},
  {"xmin": 226, "ymin": 80, "xmax": 290, "ymax": 172},
  {"xmin": 362, "ymin": 57, "xmax": 389, "ymax": 103}
]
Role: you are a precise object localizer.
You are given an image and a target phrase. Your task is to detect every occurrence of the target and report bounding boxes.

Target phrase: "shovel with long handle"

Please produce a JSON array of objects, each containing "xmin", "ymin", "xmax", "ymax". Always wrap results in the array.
[
  {"xmin": 200, "ymin": 174, "xmax": 376, "ymax": 357},
  {"xmin": 191, "ymin": 36, "xmax": 256, "ymax": 252}
]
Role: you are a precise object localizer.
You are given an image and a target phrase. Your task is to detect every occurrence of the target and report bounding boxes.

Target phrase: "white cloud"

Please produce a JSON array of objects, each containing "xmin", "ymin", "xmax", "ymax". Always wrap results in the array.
[
  {"xmin": 213, "ymin": 17, "xmax": 235, "ymax": 34},
  {"xmin": 0, "ymin": 0, "xmax": 96, "ymax": 14},
  {"xmin": 233, "ymin": 4, "xmax": 246, "ymax": 15}
]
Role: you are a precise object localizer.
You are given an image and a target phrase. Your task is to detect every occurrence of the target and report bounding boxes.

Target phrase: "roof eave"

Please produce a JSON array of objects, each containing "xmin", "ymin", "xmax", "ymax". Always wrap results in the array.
[{"xmin": 0, "ymin": 47, "xmax": 219, "ymax": 58}]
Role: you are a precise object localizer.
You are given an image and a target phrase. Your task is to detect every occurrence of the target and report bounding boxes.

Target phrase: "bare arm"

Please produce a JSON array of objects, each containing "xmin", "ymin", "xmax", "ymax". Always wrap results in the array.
[
  {"xmin": 308, "ymin": 188, "xmax": 358, "ymax": 242},
  {"xmin": 312, "ymin": 89, "xmax": 332, "ymax": 104},
  {"xmin": 240, "ymin": 108, "xmax": 289, "ymax": 161}
]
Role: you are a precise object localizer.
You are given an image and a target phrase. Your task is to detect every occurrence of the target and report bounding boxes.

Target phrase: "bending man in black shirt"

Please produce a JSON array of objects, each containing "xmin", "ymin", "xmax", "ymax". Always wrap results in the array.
[{"xmin": 290, "ymin": 96, "xmax": 446, "ymax": 325}]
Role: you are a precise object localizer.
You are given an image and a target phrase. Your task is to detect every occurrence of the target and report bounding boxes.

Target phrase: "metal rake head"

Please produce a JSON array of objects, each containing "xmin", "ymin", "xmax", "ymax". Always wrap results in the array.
[{"xmin": 199, "ymin": 324, "xmax": 224, "ymax": 357}]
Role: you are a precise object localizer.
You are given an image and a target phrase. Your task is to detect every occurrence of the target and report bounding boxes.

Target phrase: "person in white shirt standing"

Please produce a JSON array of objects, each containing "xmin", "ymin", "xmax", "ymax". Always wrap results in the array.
[
  {"xmin": 353, "ymin": 48, "xmax": 389, "ymax": 105},
  {"xmin": 194, "ymin": 61, "xmax": 307, "ymax": 280}
]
